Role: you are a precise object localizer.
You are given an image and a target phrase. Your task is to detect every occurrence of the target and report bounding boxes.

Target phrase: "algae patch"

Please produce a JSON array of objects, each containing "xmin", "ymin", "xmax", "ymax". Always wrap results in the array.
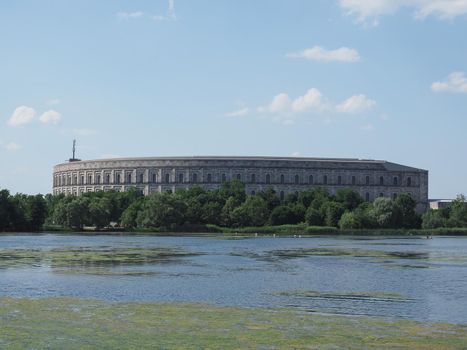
[
  {"xmin": 0, "ymin": 297, "xmax": 466, "ymax": 349},
  {"xmin": 0, "ymin": 247, "xmax": 201, "ymax": 274}
]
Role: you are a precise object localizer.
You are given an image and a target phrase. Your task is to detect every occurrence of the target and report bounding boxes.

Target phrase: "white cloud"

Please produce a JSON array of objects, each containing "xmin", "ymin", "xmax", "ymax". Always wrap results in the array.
[
  {"xmin": 46, "ymin": 98, "xmax": 61, "ymax": 106},
  {"xmin": 257, "ymin": 89, "xmax": 376, "ymax": 124},
  {"xmin": 336, "ymin": 94, "xmax": 376, "ymax": 113},
  {"xmin": 291, "ymin": 88, "xmax": 324, "ymax": 112},
  {"xmin": 72, "ymin": 128, "xmax": 98, "ymax": 136},
  {"xmin": 258, "ymin": 93, "xmax": 291, "ymax": 113},
  {"xmin": 154, "ymin": 0, "xmax": 177, "ymax": 21},
  {"xmin": 39, "ymin": 110, "xmax": 61, "ymax": 124},
  {"xmin": 287, "ymin": 46, "xmax": 360, "ymax": 62},
  {"xmin": 5, "ymin": 142, "xmax": 20, "ymax": 152},
  {"xmin": 117, "ymin": 11, "xmax": 144, "ymax": 20},
  {"xmin": 7, "ymin": 106, "xmax": 36, "ymax": 127},
  {"xmin": 225, "ymin": 107, "xmax": 249, "ymax": 117},
  {"xmin": 339, "ymin": 0, "xmax": 467, "ymax": 23},
  {"xmin": 431, "ymin": 71, "xmax": 467, "ymax": 93}
]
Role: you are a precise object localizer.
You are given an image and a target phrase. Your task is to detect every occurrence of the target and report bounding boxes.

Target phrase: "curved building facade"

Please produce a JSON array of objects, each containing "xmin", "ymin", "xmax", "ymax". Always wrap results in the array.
[{"xmin": 53, "ymin": 156, "xmax": 429, "ymax": 211}]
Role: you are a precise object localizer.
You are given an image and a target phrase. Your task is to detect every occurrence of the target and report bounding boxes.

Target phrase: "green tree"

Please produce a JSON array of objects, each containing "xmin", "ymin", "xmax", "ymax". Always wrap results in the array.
[
  {"xmin": 336, "ymin": 188, "xmax": 363, "ymax": 211},
  {"xmin": 305, "ymin": 207, "xmax": 322, "ymax": 226},
  {"xmin": 321, "ymin": 202, "xmax": 345, "ymax": 227}
]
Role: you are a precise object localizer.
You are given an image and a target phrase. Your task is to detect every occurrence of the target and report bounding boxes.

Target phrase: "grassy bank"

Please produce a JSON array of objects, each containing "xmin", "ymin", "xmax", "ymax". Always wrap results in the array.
[
  {"xmin": 18, "ymin": 224, "xmax": 467, "ymax": 236},
  {"xmin": 0, "ymin": 298, "xmax": 466, "ymax": 349}
]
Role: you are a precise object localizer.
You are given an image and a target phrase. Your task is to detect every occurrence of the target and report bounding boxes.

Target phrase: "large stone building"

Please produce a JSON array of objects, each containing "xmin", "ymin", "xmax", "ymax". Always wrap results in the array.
[{"xmin": 53, "ymin": 156, "xmax": 429, "ymax": 211}]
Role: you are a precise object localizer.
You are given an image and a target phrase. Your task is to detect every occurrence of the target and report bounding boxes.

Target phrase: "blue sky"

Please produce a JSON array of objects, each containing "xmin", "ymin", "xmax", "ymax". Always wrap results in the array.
[{"xmin": 1, "ymin": 0, "xmax": 466, "ymax": 197}]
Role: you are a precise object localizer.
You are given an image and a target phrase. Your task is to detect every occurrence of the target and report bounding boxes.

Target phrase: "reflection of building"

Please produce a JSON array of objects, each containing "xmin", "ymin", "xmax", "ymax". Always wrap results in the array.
[
  {"xmin": 429, "ymin": 199, "xmax": 453, "ymax": 210},
  {"xmin": 53, "ymin": 156, "xmax": 429, "ymax": 211}
]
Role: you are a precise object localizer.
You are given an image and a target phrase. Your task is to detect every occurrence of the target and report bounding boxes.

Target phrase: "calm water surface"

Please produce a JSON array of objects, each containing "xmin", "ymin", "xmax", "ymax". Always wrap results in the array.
[{"xmin": 1, "ymin": 234, "xmax": 467, "ymax": 324}]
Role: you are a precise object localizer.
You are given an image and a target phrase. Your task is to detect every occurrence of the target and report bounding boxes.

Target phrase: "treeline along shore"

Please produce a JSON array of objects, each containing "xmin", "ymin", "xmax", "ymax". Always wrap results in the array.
[{"xmin": 1, "ymin": 181, "xmax": 467, "ymax": 235}]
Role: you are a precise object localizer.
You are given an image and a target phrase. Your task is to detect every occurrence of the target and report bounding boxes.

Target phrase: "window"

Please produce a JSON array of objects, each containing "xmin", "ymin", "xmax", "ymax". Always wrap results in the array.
[
  {"xmin": 139, "ymin": 174, "xmax": 144, "ymax": 183},
  {"xmin": 251, "ymin": 174, "xmax": 256, "ymax": 183},
  {"xmin": 280, "ymin": 191, "xmax": 285, "ymax": 201},
  {"xmin": 192, "ymin": 173, "xmax": 198, "ymax": 183},
  {"xmin": 379, "ymin": 193, "xmax": 384, "ymax": 197},
  {"xmin": 407, "ymin": 177, "xmax": 412, "ymax": 186},
  {"xmin": 116, "ymin": 173, "xmax": 121, "ymax": 183},
  {"xmin": 97, "ymin": 175, "xmax": 101, "ymax": 184},
  {"xmin": 309, "ymin": 175, "xmax": 314, "ymax": 184},
  {"xmin": 165, "ymin": 173, "xmax": 170, "ymax": 183},
  {"xmin": 365, "ymin": 192, "xmax": 370, "ymax": 202},
  {"xmin": 81, "ymin": 175, "xmax": 85, "ymax": 184},
  {"xmin": 379, "ymin": 176, "xmax": 384, "ymax": 186},
  {"xmin": 152, "ymin": 173, "xmax": 157, "ymax": 183},
  {"xmin": 294, "ymin": 175, "xmax": 299, "ymax": 184},
  {"xmin": 106, "ymin": 174, "xmax": 110, "ymax": 184},
  {"xmin": 74, "ymin": 175, "xmax": 78, "ymax": 185},
  {"xmin": 222, "ymin": 174, "xmax": 227, "ymax": 182},
  {"xmin": 366, "ymin": 176, "xmax": 370, "ymax": 185},
  {"xmin": 236, "ymin": 173, "xmax": 241, "ymax": 181},
  {"xmin": 393, "ymin": 193, "xmax": 397, "ymax": 200},
  {"xmin": 280, "ymin": 174, "xmax": 285, "ymax": 184},
  {"xmin": 207, "ymin": 173, "xmax": 212, "ymax": 182},
  {"xmin": 88, "ymin": 175, "xmax": 92, "ymax": 184},
  {"xmin": 338, "ymin": 176, "xmax": 342, "ymax": 185},
  {"xmin": 266, "ymin": 174, "xmax": 271, "ymax": 184},
  {"xmin": 251, "ymin": 190, "xmax": 256, "ymax": 195},
  {"xmin": 323, "ymin": 175, "xmax": 328, "ymax": 185},
  {"xmin": 352, "ymin": 176, "xmax": 356, "ymax": 185},
  {"xmin": 127, "ymin": 173, "xmax": 132, "ymax": 183},
  {"xmin": 179, "ymin": 173, "xmax": 184, "ymax": 183},
  {"xmin": 393, "ymin": 177, "xmax": 398, "ymax": 186}
]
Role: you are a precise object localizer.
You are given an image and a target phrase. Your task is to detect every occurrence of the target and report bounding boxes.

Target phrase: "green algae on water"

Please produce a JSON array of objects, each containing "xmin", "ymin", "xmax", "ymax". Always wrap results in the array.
[{"xmin": 0, "ymin": 297, "xmax": 466, "ymax": 350}]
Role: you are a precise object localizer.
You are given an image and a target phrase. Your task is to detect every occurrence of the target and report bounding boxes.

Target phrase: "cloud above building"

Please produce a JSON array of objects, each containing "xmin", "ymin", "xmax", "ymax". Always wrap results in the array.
[
  {"xmin": 7, "ymin": 106, "xmax": 36, "ymax": 127},
  {"xmin": 339, "ymin": 0, "xmax": 467, "ymax": 24},
  {"xmin": 431, "ymin": 72, "xmax": 467, "ymax": 93},
  {"xmin": 39, "ymin": 110, "xmax": 62, "ymax": 125},
  {"xmin": 287, "ymin": 46, "xmax": 360, "ymax": 63}
]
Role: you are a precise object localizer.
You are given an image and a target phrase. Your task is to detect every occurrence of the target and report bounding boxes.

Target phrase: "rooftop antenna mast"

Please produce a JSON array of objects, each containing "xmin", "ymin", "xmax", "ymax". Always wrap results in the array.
[{"xmin": 69, "ymin": 139, "xmax": 81, "ymax": 162}]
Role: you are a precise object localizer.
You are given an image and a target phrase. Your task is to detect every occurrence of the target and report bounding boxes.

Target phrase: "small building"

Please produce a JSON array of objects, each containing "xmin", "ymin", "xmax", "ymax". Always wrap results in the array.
[{"xmin": 429, "ymin": 199, "xmax": 453, "ymax": 210}]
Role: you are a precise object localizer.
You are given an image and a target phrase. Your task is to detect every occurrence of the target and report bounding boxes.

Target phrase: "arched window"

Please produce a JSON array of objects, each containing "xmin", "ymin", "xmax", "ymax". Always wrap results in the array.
[
  {"xmin": 105, "ymin": 174, "xmax": 110, "ymax": 184},
  {"xmin": 207, "ymin": 173, "xmax": 212, "ymax": 182},
  {"xmin": 74, "ymin": 175, "xmax": 78, "ymax": 185},
  {"xmin": 379, "ymin": 176, "xmax": 384, "ymax": 186},
  {"xmin": 165, "ymin": 173, "xmax": 170, "ymax": 183},
  {"xmin": 139, "ymin": 173, "xmax": 144, "ymax": 183},
  {"xmin": 97, "ymin": 174, "xmax": 101, "ymax": 184},
  {"xmin": 127, "ymin": 173, "xmax": 132, "ymax": 183},
  {"xmin": 280, "ymin": 174, "xmax": 285, "ymax": 184},
  {"xmin": 152, "ymin": 173, "xmax": 157, "ymax": 183},
  {"xmin": 366, "ymin": 176, "xmax": 370, "ymax": 185},
  {"xmin": 393, "ymin": 177, "xmax": 398, "ymax": 186},
  {"xmin": 116, "ymin": 173, "xmax": 120, "ymax": 184},
  {"xmin": 309, "ymin": 175, "xmax": 314, "ymax": 184},
  {"xmin": 407, "ymin": 177, "xmax": 412, "ymax": 186},
  {"xmin": 365, "ymin": 192, "xmax": 370, "ymax": 202},
  {"xmin": 352, "ymin": 176, "xmax": 356, "ymax": 185},
  {"xmin": 251, "ymin": 174, "xmax": 256, "ymax": 183},
  {"xmin": 222, "ymin": 174, "xmax": 227, "ymax": 182},
  {"xmin": 294, "ymin": 175, "xmax": 299, "ymax": 184},
  {"xmin": 179, "ymin": 173, "xmax": 184, "ymax": 183},
  {"xmin": 88, "ymin": 174, "xmax": 92, "ymax": 184},
  {"xmin": 280, "ymin": 191, "xmax": 285, "ymax": 201},
  {"xmin": 81, "ymin": 175, "xmax": 85, "ymax": 184},
  {"xmin": 192, "ymin": 173, "xmax": 198, "ymax": 183},
  {"xmin": 236, "ymin": 173, "xmax": 241, "ymax": 181},
  {"xmin": 251, "ymin": 190, "xmax": 256, "ymax": 195},
  {"xmin": 338, "ymin": 176, "xmax": 342, "ymax": 185},
  {"xmin": 323, "ymin": 175, "xmax": 328, "ymax": 185},
  {"xmin": 266, "ymin": 174, "xmax": 271, "ymax": 184}
]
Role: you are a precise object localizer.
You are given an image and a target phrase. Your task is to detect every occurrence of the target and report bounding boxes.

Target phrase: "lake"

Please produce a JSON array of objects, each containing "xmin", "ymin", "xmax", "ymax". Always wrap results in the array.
[{"xmin": 1, "ymin": 234, "xmax": 467, "ymax": 325}]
